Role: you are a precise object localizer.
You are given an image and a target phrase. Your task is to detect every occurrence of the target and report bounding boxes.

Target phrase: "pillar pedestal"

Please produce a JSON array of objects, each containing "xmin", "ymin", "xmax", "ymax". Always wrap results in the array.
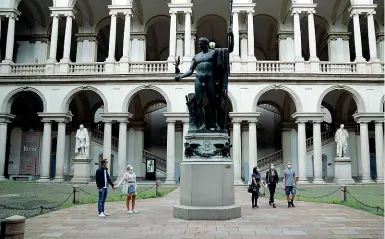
[
  {"xmin": 333, "ymin": 157, "xmax": 355, "ymax": 184},
  {"xmin": 71, "ymin": 158, "xmax": 91, "ymax": 184},
  {"xmin": 174, "ymin": 132, "xmax": 241, "ymax": 220}
]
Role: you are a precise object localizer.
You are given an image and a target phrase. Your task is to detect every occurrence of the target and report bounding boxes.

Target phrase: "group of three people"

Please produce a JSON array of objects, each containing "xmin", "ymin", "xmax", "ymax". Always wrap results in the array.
[
  {"xmin": 250, "ymin": 162, "xmax": 297, "ymax": 208},
  {"xmin": 95, "ymin": 159, "xmax": 138, "ymax": 218}
]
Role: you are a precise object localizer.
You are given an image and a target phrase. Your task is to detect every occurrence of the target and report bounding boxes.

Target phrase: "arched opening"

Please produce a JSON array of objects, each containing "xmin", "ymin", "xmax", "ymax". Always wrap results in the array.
[
  {"xmin": 196, "ymin": 15, "xmax": 227, "ymax": 51},
  {"xmin": 320, "ymin": 89, "xmax": 371, "ymax": 180},
  {"xmin": 66, "ymin": 90, "xmax": 110, "ymax": 177},
  {"xmin": 127, "ymin": 89, "xmax": 169, "ymax": 179},
  {"xmin": 300, "ymin": 15, "xmax": 330, "ymax": 61},
  {"xmin": 253, "ymin": 15, "xmax": 279, "ymax": 60},
  {"xmin": 95, "ymin": 16, "xmax": 124, "ymax": 62},
  {"xmin": 6, "ymin": 91, "xmax": 44, "ymax": 178},
  {"xmin": 146, "ymin": 16, "xmax": 170, "ymax": 61}
]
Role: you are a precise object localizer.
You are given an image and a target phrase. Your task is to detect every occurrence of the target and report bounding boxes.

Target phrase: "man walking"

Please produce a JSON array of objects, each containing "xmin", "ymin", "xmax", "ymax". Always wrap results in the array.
[
  {"xmin": 282, "ymin": 162, "xmax": 297, "ymax": 208},
  {"xmin": 96, "ymin": 159, "xmax": 116, "ymax": 217},
  {"xmin": 266, "ymin": 163, "xmax": 279, "ymax": 208}
]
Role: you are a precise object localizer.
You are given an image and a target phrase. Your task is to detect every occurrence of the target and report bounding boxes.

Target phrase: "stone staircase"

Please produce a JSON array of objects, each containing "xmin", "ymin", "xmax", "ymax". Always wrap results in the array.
[{"xmin": 257, "ymin": 130, "xmax": 334, "ymax": 172}]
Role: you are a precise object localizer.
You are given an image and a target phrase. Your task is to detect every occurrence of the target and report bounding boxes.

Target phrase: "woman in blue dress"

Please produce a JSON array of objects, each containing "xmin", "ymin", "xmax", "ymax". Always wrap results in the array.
[{"xmin": 251, "ymin": 166, "xmax": 261, "ymax": 208}]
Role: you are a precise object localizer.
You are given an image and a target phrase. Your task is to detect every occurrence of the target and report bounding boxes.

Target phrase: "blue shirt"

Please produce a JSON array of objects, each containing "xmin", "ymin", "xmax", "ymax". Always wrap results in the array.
[{"xmin": 284, "ymin": 168, "xmax": 296, "ymax": 187}]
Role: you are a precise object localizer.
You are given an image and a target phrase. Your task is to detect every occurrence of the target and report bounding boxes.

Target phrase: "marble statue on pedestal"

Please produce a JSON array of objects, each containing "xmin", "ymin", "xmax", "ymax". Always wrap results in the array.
[
  {"xmin": 75, "ymin": 124, "xmax": 90, "ymax": 159},
  {"xmin": 335, "ymin": 124, "xmax": 349, "ymax": 158}
]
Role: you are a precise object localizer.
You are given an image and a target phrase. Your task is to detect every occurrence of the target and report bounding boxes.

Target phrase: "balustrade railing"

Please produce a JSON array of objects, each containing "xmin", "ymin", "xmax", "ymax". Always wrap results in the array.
[
  {"xmin": 91, "ymin": 129, "xmax": 118, "ymax": 150},
  {"xmin": 10, "ymin": 64, "xmax": 46, "ymax": 75},
  {"xmin": 319, "ymin": 62, "xmax": 357, "ymax": 73},
  {"xmin": 257, "ymin": 150, "xmax": 283, "ymax": 171},
  {"xmin": 306, "ymin": 130, "xmax": 333, "ymax": 152},
  {"xmin": 256, "ymin": 61, "xmax": 295, "ymax": 73},
  {"xmin": 129, "ymin": 61, "xmax": 168, "ymax": 73},
  {"xmin": 381, "ymin": 63, "xmax": 384, "ymax": 73},
  {"xmin": 69, "ymin": 63, "xmax": 105, "ymax": 74}
]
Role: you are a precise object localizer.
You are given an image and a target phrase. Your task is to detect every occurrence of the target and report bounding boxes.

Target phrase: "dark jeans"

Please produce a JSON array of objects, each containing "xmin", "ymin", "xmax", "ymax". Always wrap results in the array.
[
  {"xmin": 268, "ymin": 183, "xmax": 276, "ymax": 203},
  {"xmin": 251, "ymin": 190, "xmax": 259, "ymax": 206},
  {"xmin": 98, "ymin": 188, "xmax": 108, "ymax": 214}
]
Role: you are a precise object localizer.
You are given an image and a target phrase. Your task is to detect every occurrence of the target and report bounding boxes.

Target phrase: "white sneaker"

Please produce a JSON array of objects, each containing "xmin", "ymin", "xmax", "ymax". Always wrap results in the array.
[
  {"xmin": 98, "ymin": 213, "xmax": 106, "ymax": 218},
  {"xmin": 104, "ymin": 212, "xmax": 110, "ymax": 216},
  {"xmin": 132, "ymin": 210, "xmax": 138, "ymax": 213},
  {"xmin": 128, "ymin": 210, "xmax": 133, "ymax": 214}
]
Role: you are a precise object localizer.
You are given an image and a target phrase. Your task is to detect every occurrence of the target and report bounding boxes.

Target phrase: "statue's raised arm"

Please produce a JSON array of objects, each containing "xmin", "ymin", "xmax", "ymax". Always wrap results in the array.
[{"xmin": 227, "ymin": 28, "xmax": 234, "ymax": 53}]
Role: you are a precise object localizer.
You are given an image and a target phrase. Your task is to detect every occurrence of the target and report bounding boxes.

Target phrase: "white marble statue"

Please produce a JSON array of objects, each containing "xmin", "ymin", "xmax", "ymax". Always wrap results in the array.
[
  {"xmin": 335, "ymin": 124, "xmax": 349, "ymax": 158},
  {"xmin": 75, "ymin": 124, "xmax": 90, "ymax": 158}
]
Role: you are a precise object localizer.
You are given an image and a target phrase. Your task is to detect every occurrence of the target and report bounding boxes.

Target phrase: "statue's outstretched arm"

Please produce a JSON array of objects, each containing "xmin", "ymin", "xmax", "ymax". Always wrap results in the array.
[{"xmin": 176, "ymin": 57, "xmax": 197, "ymax": 80}]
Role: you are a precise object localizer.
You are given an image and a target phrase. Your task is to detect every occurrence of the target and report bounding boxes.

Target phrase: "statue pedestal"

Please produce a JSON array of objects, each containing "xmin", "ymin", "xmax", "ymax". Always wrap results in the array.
[
  {"xmin": 173, "ymin": 133, "xmax": 241, "ymax": 220},
  {"xmin": 333, "ymin": 157, "xmax": 355, "ymax": 184},
  {"xmin": 71, "ymin": 158, "xmax": 91, "ymax": 184}
]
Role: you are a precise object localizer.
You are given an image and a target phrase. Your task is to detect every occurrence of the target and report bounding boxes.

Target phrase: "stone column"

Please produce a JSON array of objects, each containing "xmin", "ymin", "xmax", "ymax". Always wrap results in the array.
[
  {"xmin": 248, "ymin": 120, "xmax": 257, "ymax": 183},
  {"xmin": 165, "ymin": 120, "xmax": 176, "ymax": 184},
  {"xmin": 292, "ymin": 11, "xmax": 303, "ymax": 61},
  {"xmin": 232, "ymin": 10, "xmax": 240, "ymax": 59},
  {"xmin": 38, "ymin": 120, "xmax": 52, "ymax": 182},
  {"xmin": 232, "ymin": 119, "xmax": 243, "ymax": 184},
  {"xmin": 312, "ymin": 121, "xmax": 324, "ymax": 183},
  {"xmin": 366, "ymin": 11, "xmax": 378, "ymax": 61},
  {"xmin": 134, "ymin": 128, "xmax": 144, "ymax": 177},
  {"xmin": 374, "ymin": 121, "xmax": 384, "ymax": 182},
  {"xmin": 103, "ymin": 121, "xmax": 112, "ymax": 167},
  {"xmin": 168, "ymin": 10, "xmax": 177, "ymax": 61},
  {"xmin": 0, "ymin": 121, "xmax": 10, "ymax": 180},
  {"xmin": 190, "ymin": 35, "xmax": 196, "ymax": 56},
  {"xmin": 359, "ymin": 121, "xmax": 372, "ymax": 183},
  {"xmin": 54, "ymin": 121, "xmax": 67, "ymax": 182},
  {"xmin": 107, "ymin": 12, "xmax": 117, "ymax": 61},
  {"xmin": 4, "ymin": 13, "xmax": 17, "ymax": 61},
  {"xmin": 61, "ymin": 13, "xmax": 73, "ymax": 62},
  {"xmin": 118, "ymin": 121, "xmax": 128, "ymax": 180},
  {"xmin": 247, "ymin": 10, "xmax": 255, "ymax": 60},
  {"xmin": 183, "ymin": 10, "xmax": 192, "ymax": 61},
  {"xmin": 127, "ymin": 128, "xmax": 136, "ymax": 166},
  {"xmin": 48, "ymin": 14, "xmax": 59, "ymax": 62},
  {"xmin": 307, "ymin": 10, "xmax": 318, "ymax": 61},
  {"xmin": 377, "ymin": 34, "xmax": 384, "ymax": 61},
  {"xmin": 351, "ymin": 12, "xmax": 364, "ymax": 61},
  {"xmin": 122, "ymin": 11, "xmax": 132, "ymax": 62},
  {"xmin": 297, "ymin": 120, "xmax": 308, "ymax": 183},
  {"xmin": 240, "ymin": 33, "xmax": 248, "ymax": 61},
  {"xmin": 278, "ymin": 35, "xmax": 287, "ymax": 61}
]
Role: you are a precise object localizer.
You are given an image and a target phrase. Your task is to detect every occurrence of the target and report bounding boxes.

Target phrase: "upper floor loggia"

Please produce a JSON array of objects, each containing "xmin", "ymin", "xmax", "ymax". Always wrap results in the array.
[{"xmin": 0, "ymin": 0, "xmax": 383, "ymax": 76}]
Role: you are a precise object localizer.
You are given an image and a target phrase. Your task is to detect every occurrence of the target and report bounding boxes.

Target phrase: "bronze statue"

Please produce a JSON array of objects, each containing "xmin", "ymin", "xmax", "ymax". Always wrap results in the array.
[{"xmin": 175, "ymin": 28, "xmax": 234, "ymax": 132}]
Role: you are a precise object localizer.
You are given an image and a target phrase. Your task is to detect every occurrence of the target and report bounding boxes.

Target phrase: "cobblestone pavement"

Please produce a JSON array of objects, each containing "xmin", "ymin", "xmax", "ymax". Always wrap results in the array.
[{"xmin": 25, "ymin": 187, "xmax": 384, "ymax": 239}]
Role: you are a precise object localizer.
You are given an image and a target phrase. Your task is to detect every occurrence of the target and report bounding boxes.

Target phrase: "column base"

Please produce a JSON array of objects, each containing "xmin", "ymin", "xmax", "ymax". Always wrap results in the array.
[
  {"xmin": 104, "ymin": 59, "xmax": 116, "ymax": 73},
  {"xmin": 164, "ymin": 179, "xmax": 176, "ymax": 185},
  {"xmin": 59, "ymin": 59, "xmax": 70, "ymax": 74},
  {"xmin": 333, "ymin": 178, "xmax": 355, "ymax": 184},
  {"xmin": 52, "ymin": 178, "xmax": 65, "ymax": 183},
  {"xmin": 297, "ymin": 179, "xmax": 309, "ymax": 184},
  {"xmin": 360, "ymin": 178, "xmax": 375, "ymax": 184},
  {"xmin": 309, "ymin": 59, "xmax": 320, "ymax": 72},
  {"xmin": 312, "ymin": 178, "xmax": 325, "ymax": 184},
  {"xmin": 119, "ymin": 60, "xmax": 130, "ymax": 74},
  {"xmin": 0, "ymin": 176, "xmax": 9, "ymax": 181},
  {"xmin": 375, "ymin": 178, "xmax": 384, "ymax": 183},
  {"xmin": 369, "ymin": 59, "xmax": 381, "ymax": 73},
  {"xmin": 247, "ymin": 60, "xmax": 256, "ymax": 72},
  {"xmin": 45, "ymin": 61, "xmax": 56, "ymax": 75},
  {"xmin": 0, "ymin": 60, "xmax": 13, "ymax": 74},
  {"xmin": 333, "ymin": 157, "xmax": 355, "ymax": 184},
  {"xmin": 234, "ymin": 179, "xmax": 245, "ymax": 186},
  {"xmin": 37, "ymin": 178, "xmax": 51, "ymax": 182},
  {"xmin": 295, "ymin": 61, "xmax": 305, "ymax": 72}
]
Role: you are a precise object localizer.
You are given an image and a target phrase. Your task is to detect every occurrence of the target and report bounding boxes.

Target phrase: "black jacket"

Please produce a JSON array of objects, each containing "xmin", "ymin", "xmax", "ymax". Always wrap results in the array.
[
  {"xmin": 95, "ymin": 167, "xmax": 114, "ymax": 189},
  {"xmin": 265, "ymin": 169, "xmax": 279, "ymax": 184}
]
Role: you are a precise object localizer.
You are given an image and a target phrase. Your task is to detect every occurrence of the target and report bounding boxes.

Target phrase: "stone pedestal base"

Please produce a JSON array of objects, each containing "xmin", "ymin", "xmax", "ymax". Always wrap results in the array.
[
  {"xmin": 1, "ymin": 215, "xmax": 26, "ymax": 239},
  {"xmin": 71, "ymin": 158, "xmax": 91, "ymax": 184},
  {"xmin": 174, "ymin": 133, "xmax": 241, "ymax": 220},
  {"xmin": 333, "ymin": 157, "xmax": 355, "ymax": 184}
]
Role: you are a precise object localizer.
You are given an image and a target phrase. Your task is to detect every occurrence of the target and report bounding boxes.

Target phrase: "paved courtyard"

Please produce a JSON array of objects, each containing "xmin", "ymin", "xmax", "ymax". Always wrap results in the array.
[{"xmin": 24, "ymin": 187, "xmax": 384, "ymax": 239}]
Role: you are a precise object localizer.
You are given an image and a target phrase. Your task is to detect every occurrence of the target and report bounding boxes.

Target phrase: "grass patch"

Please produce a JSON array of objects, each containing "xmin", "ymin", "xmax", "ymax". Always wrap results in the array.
[
  {"xmin": 260, "ymin": 184, "xmax": 384, "ymax": 216},
  {"xmin": 0, "ymin": 181, "xmax": 176, "ymax": 220}
]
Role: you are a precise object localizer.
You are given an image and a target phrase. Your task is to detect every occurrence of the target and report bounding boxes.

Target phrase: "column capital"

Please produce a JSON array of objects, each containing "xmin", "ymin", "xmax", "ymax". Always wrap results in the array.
[
  {"xmin": 0, "ymin": 113, "xmax": 15, "ymax": 123},
  {"xmin": 166, "ymin": 119, "xmax": 176, "ymax": 124},
  {"xmin": 366, "ymin": 11, "xmax": 376, "ymax": 16},
  {"xmin": 353, "ymin": 112, "xmax": 383, "ymax": 124},
  {"xmin": 232, "ymin": 10, "xmax": 240, "ymax": 14},
  {"xmin": 232, "ymin": 119, "xmax": 242, "ymax": 124},
  {"xmin": 49, "ymin": 7, "xmax": 76, "ymax": 17},
  {"xmin": 100, "ymin": 112, "xmax": 133, "ymax": 123},
  {"xmin": 37, "ymin": 112, "xmax": 73, "ymax": 123},
  {"xmin": 281, "ymin": 121, "xmax": 297, "ymax": 131},
  {"xmin": 109, "ymin": 12, "xmax": 118, "ymax": 17},
  {"xmin": 307, "ymin": 10, "xmax": 316, "ymax": 15},
  {"xmin": 124, "ymin": 10, "xmax": 133, "ymax": 16},
  {"xmin": 41, "ymin": 119, "xmax": 53, "ymax": 124},
  {"xmin": 184, "ymin": 9, "xmax": 192, "ymax": 15},
  {"xmin": 169, "ymin": 9, "xmax": 178, "ymax": 15},
  {"xmin": 291, "ymin": 112, "xmax": 325, "ymax": 123},
  {"xmin": 247, "ymin": 9, "xmax": 254, "ymax": 15},
  {"xmin": 229, "ymin": 112, "xmax": 261, "ymax": 123},
  {"xmin": 75, "ymin": 33, "xmax": 99, "ymax": 42},
  {"xmin": 291, "ymin": 10, "xmax": 301, "ymax": 16},
  {"xmin": 163, "ymin": 112, "xmax": 189, "ymax": 123},
  {"xmin": 375, "ymin": 120, "xmax": 384, "ymax": 124}
]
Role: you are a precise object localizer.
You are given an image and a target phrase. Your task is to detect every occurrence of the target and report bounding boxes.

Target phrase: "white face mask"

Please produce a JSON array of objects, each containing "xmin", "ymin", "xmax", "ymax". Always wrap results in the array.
[
  {"xmin": 271, "ymin": 166, "xmax": 275, "ymax": 170},
  {"xmin": 287, "ymin": 164, "xmax": 292, "ymax": 169}
]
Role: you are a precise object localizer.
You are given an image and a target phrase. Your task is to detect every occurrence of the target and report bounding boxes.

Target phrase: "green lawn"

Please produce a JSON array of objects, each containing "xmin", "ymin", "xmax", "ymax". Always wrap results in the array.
[
  {"xmin": 260, "ymin": 184, "xmax": 384, "ymax": 216},
  {"xmin": 0, "ymin": 182, "xmax": 176, "ymax": 221}
]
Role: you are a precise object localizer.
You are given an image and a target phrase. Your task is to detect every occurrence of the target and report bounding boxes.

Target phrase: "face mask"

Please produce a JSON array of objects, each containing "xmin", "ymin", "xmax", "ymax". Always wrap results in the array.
[
  {"xmin": 271, "ymin": 166, "xmax": 275, "ymax": 169},
  {"xmin": 287, "ymin": 164, "xmax": 292, "ymax": 169}
]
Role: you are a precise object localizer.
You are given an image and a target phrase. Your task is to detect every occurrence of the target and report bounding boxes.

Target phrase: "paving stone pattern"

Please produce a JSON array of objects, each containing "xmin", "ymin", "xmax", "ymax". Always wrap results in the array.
[{"xmin": 24, "ymin": 187, "xmax": 384, "ymax": 239}]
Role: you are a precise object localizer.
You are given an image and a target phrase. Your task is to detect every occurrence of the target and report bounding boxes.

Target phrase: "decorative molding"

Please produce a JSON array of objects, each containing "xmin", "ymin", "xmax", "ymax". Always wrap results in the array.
[{"xmin": 353, "ymin": 113, "xmax": 384, "ymax": 123}]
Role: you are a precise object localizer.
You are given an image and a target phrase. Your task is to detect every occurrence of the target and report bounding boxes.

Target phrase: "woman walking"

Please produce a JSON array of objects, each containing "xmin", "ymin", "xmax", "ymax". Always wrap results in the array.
[
  {"xmin": 265, "ymin": 163, "xmax": 279, "ymax": 208},
  {"xmin": 117, "ymin": 165, "xmax": 138, "ymax": 214},
  {"xmin": 251, "ymin": 166, "xmax": 261, "ymax": 208}
]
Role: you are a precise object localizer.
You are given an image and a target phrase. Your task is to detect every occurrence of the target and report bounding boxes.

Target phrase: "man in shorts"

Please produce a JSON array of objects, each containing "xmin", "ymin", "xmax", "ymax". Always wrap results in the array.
[{"xmin": 282, "ymin": 162, "xmax": 296, "ymax": 208}]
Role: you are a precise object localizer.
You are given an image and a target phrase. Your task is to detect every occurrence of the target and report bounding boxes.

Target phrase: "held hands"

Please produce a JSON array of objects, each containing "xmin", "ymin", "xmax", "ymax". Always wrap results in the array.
[{"xmin": 112, "ymin": 186, "xmax": 117, "ymax": 190}]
